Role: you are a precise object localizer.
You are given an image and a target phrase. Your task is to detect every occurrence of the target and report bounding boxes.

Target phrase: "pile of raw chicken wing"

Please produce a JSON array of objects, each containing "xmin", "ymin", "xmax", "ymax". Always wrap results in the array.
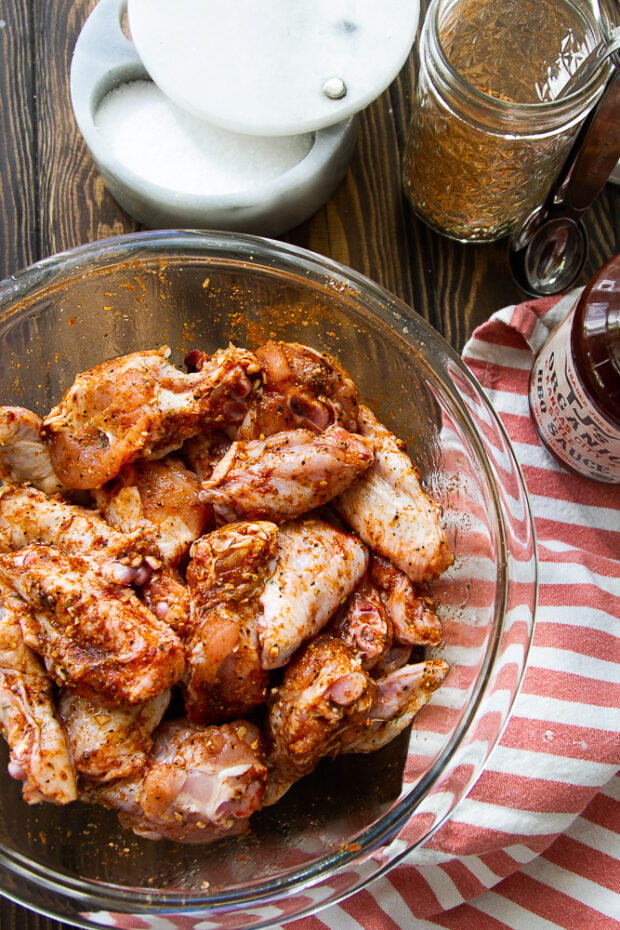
[{"xmin": 0, "ymin": 340, "xmax": 452, "ymax": 844}]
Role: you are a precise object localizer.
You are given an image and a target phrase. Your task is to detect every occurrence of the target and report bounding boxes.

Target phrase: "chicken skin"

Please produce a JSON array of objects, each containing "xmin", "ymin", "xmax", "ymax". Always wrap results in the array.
[
  {"xmin": 94, "ymin": 455, "xmax": 213, "ymax": 567},
  {"xmin": 327, "ymin": 572, "xmax": 393, "ymax": 670},
  {"xmin": 264, "ymin": 635, "xmax": 377, "ymax": 805},
  {"xmin": 0, "ymin": 484, "xmax": 152, "ymax": 584},
  {"xmin": 183, "ymin": 522, "xmax": 277, "ymax": 724},
  {"xmin": 43, "ymin": 345, "xmax": 262, "ymax": 489},
  {"xmin": 0, "ymin": 406, "xmax": 65, "ymax": 495},
  {"xmin": 336, "ymin": 405, "xmax": 453, "ymax": 583},
  {"xmin": 370, "ymin": 554, "xmax": 443, "ymax": 647},
  {"xmin": 181, "ymin": 429, "xmax": 231, "ymax": 481},
  {"xmin": 88, "ymin": 719, "xmax": 267, "ymax": 843},
  {"xmin": 0, "ymin": 579, "xmax": 77, "ymax": 805},
  {"xmin": 339, "ymin": 659, "xmax": 449, "ymax": 754},
  {"xmin": 370, "ymin": 644, "xmax": 414, "ymax": 678},
  {"xmin": 235, "ymin": 341, "xmax": 360, "ymax": 439},
  {"xmin": 200, "ymin": 426, "xmax": 373, "ymax": 524},
  {"xmin": 0, "ymin": 545, "xmax": 185, "ymax": 705},
  {"xmin": 258, "ymin": 517, "xmax": 369, "ymax": 669},
  {"xmin": 265, "ymin": 646, "xmax": 448, "ymax": 803},
  {"xmin": 58, "ymin": 690, "xmax": 170, "ymax": 784},
  {"xmin": 0, "ymin": 484, "xmax": 189, "ymax": 632}
]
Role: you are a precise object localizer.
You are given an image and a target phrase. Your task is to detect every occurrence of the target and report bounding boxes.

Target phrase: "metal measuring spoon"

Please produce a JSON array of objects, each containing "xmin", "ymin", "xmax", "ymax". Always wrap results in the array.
[
  {"xmin": 558, "ymin": 26, "xmax": 620, "ymax": 98},
  {"xmin": 509, "ymin": 69, "xmax": 620, "ymax": 296}
]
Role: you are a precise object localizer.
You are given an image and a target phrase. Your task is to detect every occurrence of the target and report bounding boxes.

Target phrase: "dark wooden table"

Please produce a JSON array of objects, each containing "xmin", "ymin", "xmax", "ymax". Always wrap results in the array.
[{"xmin": 0, "ymin": 2, "xmax": 618, "ymax": 929}]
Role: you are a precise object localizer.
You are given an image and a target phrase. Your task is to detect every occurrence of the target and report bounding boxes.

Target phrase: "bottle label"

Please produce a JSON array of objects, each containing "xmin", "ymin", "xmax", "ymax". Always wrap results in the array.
[{"xmin": 529, "ymin": 309, "xmax": 620, "ymax": 483}]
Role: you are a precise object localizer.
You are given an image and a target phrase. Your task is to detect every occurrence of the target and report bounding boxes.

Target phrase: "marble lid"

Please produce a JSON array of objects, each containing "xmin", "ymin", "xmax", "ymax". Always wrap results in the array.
[{"xmin": 127, "ymin": 0, "xmax": 420, "ymax": 135}]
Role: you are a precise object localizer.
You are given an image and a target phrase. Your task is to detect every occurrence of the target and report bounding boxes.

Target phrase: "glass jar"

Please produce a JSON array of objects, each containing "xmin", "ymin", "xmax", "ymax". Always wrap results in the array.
[
  {"xmin": 403, "ymin": 0, "xmax": 615, "ymax": 243},
  {"xmin": 529, "ymin": 253, "xmax": 620, "ymax": 483}
]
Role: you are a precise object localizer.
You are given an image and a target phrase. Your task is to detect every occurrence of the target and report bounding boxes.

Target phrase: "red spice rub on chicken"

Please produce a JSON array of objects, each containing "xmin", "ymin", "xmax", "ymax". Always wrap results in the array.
[
  {"xmin": 336, "ymin": 405, "xmax": 453, "ymax": 583},
  {"xmin": 183, "ymin": 521, "xmax": 277, "ymax": 724},
  {"xmin": 43, "ymin": 345, "xmax": 262, "ymax": 489},
  {"xmin": 88, "ymin": 719, "xmax": 267, "ymax": 843},
  {"xmin": 235, "ymin": 340, "xmax": 360, "ymax": 438},
  {"xmin": 0, "ymin": 545, "xmax": 185, "ymax": 705}
]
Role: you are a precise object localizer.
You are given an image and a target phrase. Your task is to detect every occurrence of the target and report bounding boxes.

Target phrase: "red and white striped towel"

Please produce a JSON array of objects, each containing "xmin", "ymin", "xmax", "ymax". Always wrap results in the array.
[
  {"xmin": 282, "ymin": 289, "xmax": 620, "ymax": 930},
  {"xmin": 87, "ymin": 292, "xmax": 619, "ymax": 930}
]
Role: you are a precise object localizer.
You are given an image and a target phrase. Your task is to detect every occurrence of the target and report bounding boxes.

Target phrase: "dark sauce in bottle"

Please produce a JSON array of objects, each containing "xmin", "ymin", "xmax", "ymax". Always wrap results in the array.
[
  {"xmin": 529, "ymin": 253, "xmax": 620, "ymax": 483},
  {"xmin": 572, "ymin": 254, "xmax": 620, "ymax": 429}
]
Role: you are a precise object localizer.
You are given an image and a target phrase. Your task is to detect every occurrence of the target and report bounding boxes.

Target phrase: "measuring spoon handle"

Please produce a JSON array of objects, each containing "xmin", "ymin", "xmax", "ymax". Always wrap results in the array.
[{"xmin": 557, "ymin": 68, "xmax": 620, "ymax": 218}]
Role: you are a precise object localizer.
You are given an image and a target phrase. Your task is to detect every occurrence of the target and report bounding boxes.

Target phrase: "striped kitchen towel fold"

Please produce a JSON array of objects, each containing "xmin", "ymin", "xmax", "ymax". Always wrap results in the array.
[{"xmin": 284, "ymin": 289, "xmax": 620, "ymax": 930}]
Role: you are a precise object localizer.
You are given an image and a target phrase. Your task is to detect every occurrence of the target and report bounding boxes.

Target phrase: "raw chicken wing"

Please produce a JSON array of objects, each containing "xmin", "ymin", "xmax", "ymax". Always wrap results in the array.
[
  {"xmin": 200, "ymin": 426, "xmax": 373, "ymax": 523},
  {"xmin": 371, "ymin": 644, "xmax": 414, "ymax": 678},
  {"xmin": 339, "ymin": 659, "xmax": 449, "ymax": 754},
  {"xmin": 43, "ymin": 345, "xmax": 262, "ymax": 488},
  {"xmin": 0, "ymin": 406, "xmax": 65, "ymax": 495},
  {"xmin": 0, "ymin": 484, "xmax": 189, "ymax": 632},
  {"xmin": 236, "ymin": 341, "xmax": 360, "ymax": 439},
  {"xmin": 88, "ymin": 719, "xmax": 267, "ymax": 843},
  {"xmin": 370, "ymin": 553, "xmax": 443, "ymax": 647},
  {"xmin": 264, "ymin": 635, "xmax": 377, "ymax": 804},
  {"xmin": 183, "ymin": 522, "xmax": 276, "ymax": 723},
  {"xmin": 327, "ymin": 572, "xmax": 393, "ymax": 670},
  {"xmin": 0, "ymin": 579, "xmax": 76, "ymax": 804},
  {"xmin": 258, "ymin": 517, "xmax": 369, "ymax": 669},
  {"xmin": 59, "ymin": 689, "xmax": 170, "ymax": 783},
  {"xmin": 0, "ymin": 545, "xmax": 185, "ymax": 704},
  {"xmin": 0, "ymin": 484, "xmax": 152, "ymax": 583},
  {"xmin": 181, "ymin": 429, "xmax": 231, "ymax": 481},
  {"xmin": 94, "ymin": 455, "xmax": 212, "ymax": 566},
  {"xmin": 336, "ymin": 406, "xmax": 453, "ymax": 582}
]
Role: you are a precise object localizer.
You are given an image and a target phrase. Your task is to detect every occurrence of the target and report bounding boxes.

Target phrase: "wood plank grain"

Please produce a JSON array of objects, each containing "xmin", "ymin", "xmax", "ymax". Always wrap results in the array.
[
  {"xmin": 33, "ymin": 0, "xmax": 137, "ymax": 261},
  {"xmin": 285, "ymin": 54, "xmax": 427, "ymax": 317},
  {"xmin": 0, "ymin": 1, "xmax": 36, "ymax": 280}
]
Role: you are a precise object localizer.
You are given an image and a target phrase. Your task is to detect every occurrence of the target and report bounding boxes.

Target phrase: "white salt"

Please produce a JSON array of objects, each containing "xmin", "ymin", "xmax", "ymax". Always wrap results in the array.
[{"xmin": 94, "ymin": 81, "xmax": 313, "ymax": 195}]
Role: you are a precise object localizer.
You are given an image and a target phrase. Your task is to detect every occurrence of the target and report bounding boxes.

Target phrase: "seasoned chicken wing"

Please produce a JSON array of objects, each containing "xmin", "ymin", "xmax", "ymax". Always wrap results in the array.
[
  {"xmin": 87, "ymin": 719, "xmax": 267, "ymax": 843},
  {"xmin": 58, "ymin": 690, "xmax": 170, "ymax": 784},
  {"xmin": 183, "ymin": 522, "xmax": 276, "ymax": 724},
  {"xmin": 370, "ymin": 553, "xmax": 443, "ymax": 647},
  {"xmin": 339, "ymin": 659, "xmax": 449, "ymax": 754},
  {"xmin": 0, "ymin": 545, "xmax": 185, "ymax": 705},
  {"xmin": 327, "ymin": 572, "xmax": 393, "ymax": 670},
  {"xmin": 0, "ymin": 579, "xmax": 77, "ymax": 804},
  {"xmin": 370, "ymin": 643, "xmax": 414, "ymax": 678},
  {"xmin": 336, "ymin": 406, "xmax": 453, "ymax": 583},
  {"xmin": 43, "ymin": 345, "xmax": 262, "ymax": 489},
  {"xmin": 0, "ymin": 579, "xmax": 76, "ymax": 804},
  {"xmin": 94, "ymin": 455, "xmax": 212, "ymax": 566},
  {"xmin": 181, "ymin": 429, "xmax": 231, "ymax": 481},
  {"xmin": 200, "ymin": 426, "xmax": 373, "ymax": 524},
  {"xmin": 234, "ymin": 341, "xmax": 360, "ymax": 439},
  {"xmin": 265, "ymin": 646, "xmax": 448, "ymax": 802},
  {"xmin": 0, "ymin": 406, "xmax": 65, "ymax": 495},
  {"xmin": 264, "ymin": 635, "xmax": 377, "ymax": 805},
  {"xmin": 0, "ymin": 484, "xmax": 149, "ymax": 582},
  {"xmin": 0, "ymin": 484, "xmax": 189, "ymax": 632},
  {"xmin": 258, "ymin": 517, "xmax": 369, "ymax": 669}
]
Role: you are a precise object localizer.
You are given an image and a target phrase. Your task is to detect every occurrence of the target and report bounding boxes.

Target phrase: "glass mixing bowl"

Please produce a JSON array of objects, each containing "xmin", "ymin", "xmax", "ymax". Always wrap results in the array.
[{"xmin": 0, "ymin": 230, "xmax": 537, "ymax": 929}]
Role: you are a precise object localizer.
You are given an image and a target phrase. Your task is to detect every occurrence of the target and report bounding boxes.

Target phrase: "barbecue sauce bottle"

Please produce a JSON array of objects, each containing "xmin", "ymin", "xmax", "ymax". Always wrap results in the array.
[{"xmin": 529, "ymin": 253, "xmax": 620, "ymax": 484}]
